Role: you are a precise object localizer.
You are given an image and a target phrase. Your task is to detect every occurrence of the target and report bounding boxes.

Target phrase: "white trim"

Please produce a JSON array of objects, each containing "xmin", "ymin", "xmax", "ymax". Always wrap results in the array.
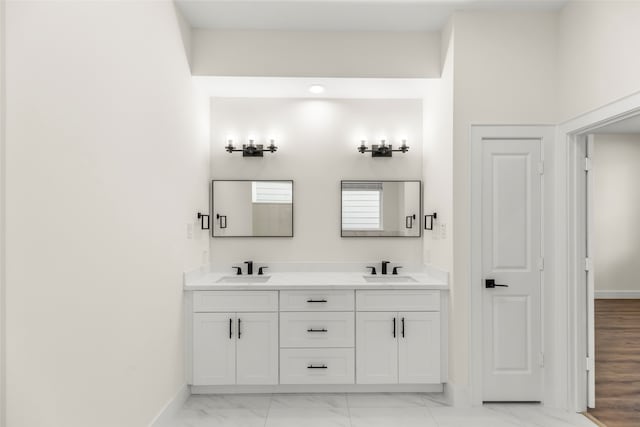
[
  {"xmin": 443, "ymin": 382, "xmax": 472, "ymax": 408},
  {"xmin": 558, "ymin": 90, "xmax": 640, "ymax": 414},
  {"xmin": 191, "ymin": 384, "xmax": 443, "ymax": 394},
  {"xmin": 470, "ymin": 125, "xmax": 555, "ymax": 407},
  {"xmin": 148, "ymin": 384, "xmax": 190, "ymax": 427},
  {"xmin": 595, "ymin": 290, "xmax": 640, "ymax": 299}
]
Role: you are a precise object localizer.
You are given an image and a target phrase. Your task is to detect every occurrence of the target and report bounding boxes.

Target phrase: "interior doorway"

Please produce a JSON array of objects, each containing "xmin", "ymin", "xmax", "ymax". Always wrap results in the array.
[
  {"xmin": 470, "ymin": 125, "xmax": 555, "ymax": 405},
  {"xmin": 582, "ymin": 129, "xmax": 640, "ymax": 426}
]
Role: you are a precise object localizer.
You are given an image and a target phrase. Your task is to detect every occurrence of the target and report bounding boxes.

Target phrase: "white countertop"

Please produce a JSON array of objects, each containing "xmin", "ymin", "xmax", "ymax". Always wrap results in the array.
[{"xmin": 184, "ymin": 271, "xmax": 448, "ymax": 291}]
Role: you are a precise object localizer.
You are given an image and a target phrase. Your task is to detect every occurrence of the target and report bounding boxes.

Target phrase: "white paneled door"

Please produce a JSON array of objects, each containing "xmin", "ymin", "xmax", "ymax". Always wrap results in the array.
[{"xmin": 482, "ymin": 139, "xmax": 543, "ymax": 402}]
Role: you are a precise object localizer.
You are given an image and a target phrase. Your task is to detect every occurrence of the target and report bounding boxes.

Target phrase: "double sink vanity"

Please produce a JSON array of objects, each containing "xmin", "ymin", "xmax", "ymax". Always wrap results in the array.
[{"xmin": 184, "ymin": 262, "xmax": 448, "ymax": 393}]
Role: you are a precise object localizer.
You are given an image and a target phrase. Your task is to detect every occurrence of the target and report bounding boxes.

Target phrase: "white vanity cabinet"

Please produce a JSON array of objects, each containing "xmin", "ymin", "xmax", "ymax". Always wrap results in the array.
[
  {"xmin": 191, "ymin": 291, "xmax": 279, "ymax": 386},
  {"xmin": 187, "ymin": 286, "xmax": 447, "ymax": 391},
  {"xmin": 279, "ymin": 290, "xmax": 355, "ymax": 384},
  {"xmin": 356, "ymin": 290, "xmax": 441, "ymax": 384}
]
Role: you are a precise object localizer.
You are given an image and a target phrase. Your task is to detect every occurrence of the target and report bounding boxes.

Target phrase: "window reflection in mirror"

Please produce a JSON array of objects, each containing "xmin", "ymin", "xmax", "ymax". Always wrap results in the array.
[
  {"xmin": 341, "ymin": 180, "xmax": 421, "ymax": 237},
  {"xmin": 212, "ymin": 180, "xmax": 293, "ymax": 237}
]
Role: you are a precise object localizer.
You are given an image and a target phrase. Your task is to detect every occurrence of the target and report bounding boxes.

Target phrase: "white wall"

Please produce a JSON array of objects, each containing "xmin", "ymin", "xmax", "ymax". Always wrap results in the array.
[
  {"xmin": 423, "ymin": 19, "xmax": 454, "ymax": 273},
  {"xmin": 449, "ymin": 10, "xmax": 558, "ymax": 393},
  {"xmin": 191, "ymin": 29, "xmax": 441, "ymax": 78},
  {"xmin": 209, "ymin": 98, "xmax": 424, "ymax": 266},
  {"xmin": 5, "ymin": 2, "xmax": 209, "ymax": 426},
  {"xmin": 0, "ymin": 0, "xmax": 6, "ymax": 424},
  {"xmin": 558, "ymin": 1, "xmax": 640, "ymax": 122},
  {"xmin": 593, "ymin": 134, "xmax": 640, "ymax": 292}
]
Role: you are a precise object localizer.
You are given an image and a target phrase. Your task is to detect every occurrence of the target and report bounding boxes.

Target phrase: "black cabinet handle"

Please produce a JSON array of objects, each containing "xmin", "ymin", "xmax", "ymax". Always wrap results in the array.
[
  {"xmin": 307, "ymin": 328, "xmax": 328, "ymax": 333},
  {"xmin": 402, "ymin": 317, "xmax": 405, "ymax": 338},
  {"xmin": 237, "ymin": 318, "xmax": 241, "ymax": 339},
  {"xmin": 306, "ymin": 299, "xmax": 327, "ymax": 303},
  {"xmin": 485, "ymin": 279, "xmax": 509, "ymax": 289},
  {"xmin": 229, "ymin": 318, "xmax": 233, "ymax": 339},
  {"xmin": 307, "ymin": 364, "xmax": 328, "ymax": 369},
  {"xmin": 393, "ymin": 317, "xmax": 396, "ymax": 338}
]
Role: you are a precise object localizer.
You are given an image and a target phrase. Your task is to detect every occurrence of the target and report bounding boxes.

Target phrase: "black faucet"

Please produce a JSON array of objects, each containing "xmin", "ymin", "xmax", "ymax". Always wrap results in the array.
[
  {"xmin": 244, "ymin": 260, "xmax": 254, "ymax": 275},
  {"xmin": 381, "ymin": 260, "xmax": 390, "ymax": 275}
]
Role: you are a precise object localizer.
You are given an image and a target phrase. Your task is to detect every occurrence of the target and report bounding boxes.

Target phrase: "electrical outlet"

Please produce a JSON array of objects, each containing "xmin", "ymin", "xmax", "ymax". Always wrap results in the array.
[{"xmin": 186, "ymin": 223, "xmax": 194, "ymax": 239}]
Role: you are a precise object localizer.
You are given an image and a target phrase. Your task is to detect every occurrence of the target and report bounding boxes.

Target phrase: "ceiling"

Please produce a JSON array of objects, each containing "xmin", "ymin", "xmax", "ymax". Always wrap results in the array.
[
  {"xmin": 193, "ymin": 76, "xmax": 432, "ymax": 99},
  {"xmin": 592, "ymin": 115, "xmax": 640, "ymax": 135},
  {"xmin": 176, "ymin": 0, "xmax": 567, "ymax": 32}
]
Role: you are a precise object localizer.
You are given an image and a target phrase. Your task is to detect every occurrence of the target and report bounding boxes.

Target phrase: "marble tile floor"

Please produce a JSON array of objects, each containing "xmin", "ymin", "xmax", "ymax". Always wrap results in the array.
[{"xmin": 168, "ymin": 393, "xmax": 597, "ymax": 427}]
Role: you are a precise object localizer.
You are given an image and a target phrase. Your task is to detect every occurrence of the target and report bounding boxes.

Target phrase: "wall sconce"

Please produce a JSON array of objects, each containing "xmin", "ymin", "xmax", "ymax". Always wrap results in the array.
[
  {"xmin": 357, "ymin": 139, "xmax": 409, "ymax": 157},
  {"xmin": 225, "ymin": 139, "xmax": 278, "ymax": 157},
  {"xmin": 425, "ymin": 212, "xmax": 437, "ymax": 230},
  {"xmin": 197, "ymin": 212, "xmax": 210, "ymax": 230}
]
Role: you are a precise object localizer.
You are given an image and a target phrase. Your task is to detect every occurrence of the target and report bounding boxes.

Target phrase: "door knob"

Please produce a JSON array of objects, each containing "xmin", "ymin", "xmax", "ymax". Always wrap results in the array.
[{"xmin": 485, "ymin": 279, "xmax": 509, "ymax": 289}]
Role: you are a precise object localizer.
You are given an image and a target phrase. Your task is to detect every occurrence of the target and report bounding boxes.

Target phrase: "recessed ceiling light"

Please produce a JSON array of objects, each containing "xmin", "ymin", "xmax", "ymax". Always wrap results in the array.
[{"xmin": 308, "ymin": 84, "xmax": 325, "ymax": 94}]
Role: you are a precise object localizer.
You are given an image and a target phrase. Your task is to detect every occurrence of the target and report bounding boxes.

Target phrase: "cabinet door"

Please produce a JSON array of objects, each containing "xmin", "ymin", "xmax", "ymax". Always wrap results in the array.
[
  {"xmin": 193, "ymin": 313, "xmax": 236, "ymax": 385},
  {"xmin": 236, "ymin": 312, "xmax": 279, "ymax": 385},
  {"xmin": 356, "ymin": 312, "xmax": 398, "ymax": 384},
  {"xmin": 398, "ymin": 312, "xmax": 440, "ymax": 384}
]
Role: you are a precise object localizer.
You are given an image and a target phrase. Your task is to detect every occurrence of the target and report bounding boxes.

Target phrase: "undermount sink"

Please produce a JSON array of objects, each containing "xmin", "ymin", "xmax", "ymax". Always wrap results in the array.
[
  {"xmin": 363, "ymin": 275, "xmax": 418, "ymax": 283},
  {"xmin": 216, "ymin": 276, "xmax": 271, "ymax": 283}
]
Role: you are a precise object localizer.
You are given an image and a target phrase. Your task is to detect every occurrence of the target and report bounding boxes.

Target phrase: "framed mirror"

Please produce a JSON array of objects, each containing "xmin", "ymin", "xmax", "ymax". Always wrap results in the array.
[
  {"xmin": 341, "ymin": 180, "xmax": 421, "ymax": 237},
  {"xmin": 212, "ymin": 180, "xmax": 293, "ymax": 237}
]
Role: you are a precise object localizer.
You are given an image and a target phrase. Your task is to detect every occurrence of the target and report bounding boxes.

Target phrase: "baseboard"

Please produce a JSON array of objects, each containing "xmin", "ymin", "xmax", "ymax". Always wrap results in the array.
[
  {"xmin": 444, "ymin": 382, "xmax": 472, "ymax": 408},
  {"xmin": 595, "ymin": 290, "xmax": 640, "ymax": 299},
  {"xmin": 148, "ymin": 384, "xmax": 189, "ymax": 427},
  {"xmin": 191, "ymin": 384, "xmax": 443, "ymax": 394}
]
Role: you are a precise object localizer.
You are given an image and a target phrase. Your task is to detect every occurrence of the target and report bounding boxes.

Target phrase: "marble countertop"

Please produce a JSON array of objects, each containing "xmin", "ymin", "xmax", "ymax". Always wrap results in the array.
[{"xmin": 184, "ymin": 271, "xmax": 448, "ymax": 291}]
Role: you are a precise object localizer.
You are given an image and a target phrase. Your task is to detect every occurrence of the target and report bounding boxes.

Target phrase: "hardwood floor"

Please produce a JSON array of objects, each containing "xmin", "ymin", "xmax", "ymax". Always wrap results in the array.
[{"xmin": 588, "ymin": 299, "xmax": 640, "ymax": 427}]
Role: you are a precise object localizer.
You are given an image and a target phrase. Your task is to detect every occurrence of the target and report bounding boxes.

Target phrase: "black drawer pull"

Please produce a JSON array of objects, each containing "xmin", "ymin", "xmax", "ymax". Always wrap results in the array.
[
  {"xmin": 307, "ymin": 364, "xmax": 328, "ymax": 369},
  {"xmin": 307, "ymin": 328, "xmax": 328, "ymax": 333},
  {"xmin": 306, "ymin": 299, "xmax": 327, "ymax": 303}
]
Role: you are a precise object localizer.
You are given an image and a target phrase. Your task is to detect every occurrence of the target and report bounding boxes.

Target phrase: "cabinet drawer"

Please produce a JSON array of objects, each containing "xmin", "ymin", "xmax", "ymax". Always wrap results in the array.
[
  {"xmin": 280, "ymin": 348, "xmax": 355, "ymax": 384},
  {"xmin": 280, "ymin": 290, "xmax": 354, "ymax": 311},
  {"xmin": 356, "ymin": 290, "xmax": 440, "ymax": 312},
  {"xmin": 280, "ymin": 312, "xmax": 354, "ymax": 348},
  {"xmin": 193, "ymin": 291, "xmax": 278, "ymax": 312}
]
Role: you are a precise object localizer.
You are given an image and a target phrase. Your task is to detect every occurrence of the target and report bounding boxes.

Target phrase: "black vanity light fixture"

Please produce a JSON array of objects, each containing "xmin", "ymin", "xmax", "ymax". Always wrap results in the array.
[
  {"xmin": 357, "ymin": 139, "xmax": 409, "ymax": 157},
  {"xmin": 225, "ymin": 139, "xmax": 278, "ymax": 157}
]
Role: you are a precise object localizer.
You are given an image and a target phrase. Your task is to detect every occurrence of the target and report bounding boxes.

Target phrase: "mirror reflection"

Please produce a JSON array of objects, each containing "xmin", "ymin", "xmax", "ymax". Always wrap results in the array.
[
  {"xmin": 212, "ymin": 180, "xmax": 293, "ymax": 237},
  {"xmin": 341, "ymin": 180, "xmax": 421, "ymax": 237}
]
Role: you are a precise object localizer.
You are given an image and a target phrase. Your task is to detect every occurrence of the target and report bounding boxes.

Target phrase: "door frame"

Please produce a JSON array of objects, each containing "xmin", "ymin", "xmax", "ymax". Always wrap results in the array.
[
  {"xmin": 470, "ymin": 125, "xmax": 555, "ymax": 406},
  {"xmin": 558, "ymin": 91, "xmax": 640, "ymax": 412}
]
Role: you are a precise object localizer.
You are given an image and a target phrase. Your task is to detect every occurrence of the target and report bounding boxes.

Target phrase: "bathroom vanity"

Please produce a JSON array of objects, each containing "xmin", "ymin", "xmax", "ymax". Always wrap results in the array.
[{"xmin": 184, "ymin": 270, "xmax": 448, "ymax": 393}]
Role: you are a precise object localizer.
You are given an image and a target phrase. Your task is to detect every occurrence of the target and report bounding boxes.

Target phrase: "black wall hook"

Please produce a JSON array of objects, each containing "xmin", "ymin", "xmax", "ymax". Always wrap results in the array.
[
  {"xmin": 197, "ymin": 212, "xmax": 210, "ymax": 230},
  {"xmin": 425, "ymin": 212, "xmax": 437, "ymax": 230}
]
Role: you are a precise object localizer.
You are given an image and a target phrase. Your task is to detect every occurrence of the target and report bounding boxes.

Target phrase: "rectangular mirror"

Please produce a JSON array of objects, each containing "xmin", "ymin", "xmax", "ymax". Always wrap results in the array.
[
  {"xmin": 341, "ymin": 180, "xmax": 421, "ymax": 237},
  {"xmin": 212, "ymin": 180, "xmax": 293, "ymax": 237}
]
